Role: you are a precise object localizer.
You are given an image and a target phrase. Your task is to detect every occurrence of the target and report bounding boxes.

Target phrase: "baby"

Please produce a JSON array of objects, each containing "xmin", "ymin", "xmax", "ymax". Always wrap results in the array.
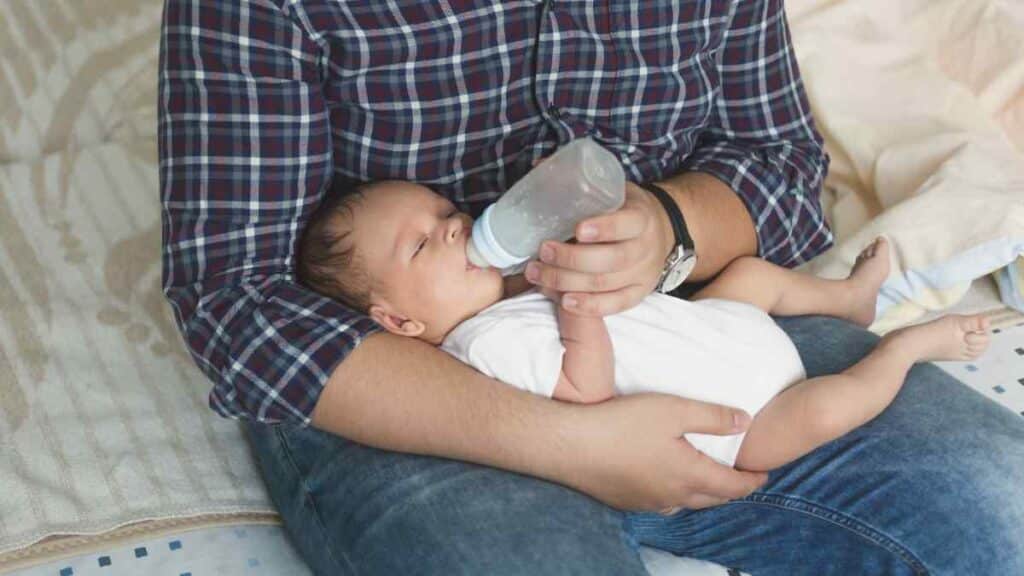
[{"xmin": 297, "ymin": 180, "xmax": 991, "ymax": 479}]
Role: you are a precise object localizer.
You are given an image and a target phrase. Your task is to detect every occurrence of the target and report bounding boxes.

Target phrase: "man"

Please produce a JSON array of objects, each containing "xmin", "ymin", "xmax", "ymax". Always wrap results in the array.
[{"xmin": 159, "ymin": 1, "xmax": 1024, "ymax": 573}]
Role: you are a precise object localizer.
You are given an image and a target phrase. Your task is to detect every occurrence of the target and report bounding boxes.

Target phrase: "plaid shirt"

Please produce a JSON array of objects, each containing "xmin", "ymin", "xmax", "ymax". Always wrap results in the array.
[{"xmin": 160, "ymin": 0, "xmax": 833, "ymax": 426}]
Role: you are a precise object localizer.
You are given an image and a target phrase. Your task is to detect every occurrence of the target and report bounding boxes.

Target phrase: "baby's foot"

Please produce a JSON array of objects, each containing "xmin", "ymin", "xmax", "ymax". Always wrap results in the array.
[
  {"xmin": 884, "ymin": 314, "xmax": 991, "ymax": 363},
  {"xmin": 842, "ymin": 236, "xmax": 891, "ymax": 328}
]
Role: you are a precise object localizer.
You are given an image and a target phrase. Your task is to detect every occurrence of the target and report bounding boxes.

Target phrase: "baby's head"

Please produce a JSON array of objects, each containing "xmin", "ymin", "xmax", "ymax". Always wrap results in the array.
[{"xmin": 297, "ymin": 181, "xmax": 505, "ymax": 344}]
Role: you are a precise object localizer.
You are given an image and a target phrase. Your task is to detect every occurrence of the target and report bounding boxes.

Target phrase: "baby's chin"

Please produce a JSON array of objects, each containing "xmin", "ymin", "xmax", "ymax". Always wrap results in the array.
[
  {"xmin": 469, "ymin": 266, "xmax": 506, "ymax": 310},
  {"xmin": 438, "ymin": 269, "xmax": 505, "ymax": 336}
]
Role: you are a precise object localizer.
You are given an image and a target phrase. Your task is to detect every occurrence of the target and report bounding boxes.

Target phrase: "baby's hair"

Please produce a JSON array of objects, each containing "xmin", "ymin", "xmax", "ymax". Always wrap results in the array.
[{"xmin": 296, "ymin": 183, "xmax": 374, "ymax": 313}]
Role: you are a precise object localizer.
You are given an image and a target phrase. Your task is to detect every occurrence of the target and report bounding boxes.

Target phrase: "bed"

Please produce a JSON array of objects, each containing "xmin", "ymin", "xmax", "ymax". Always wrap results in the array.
[{"xmin": 1, "ymin": 1, "xmax": 1021, "ymax": 575}]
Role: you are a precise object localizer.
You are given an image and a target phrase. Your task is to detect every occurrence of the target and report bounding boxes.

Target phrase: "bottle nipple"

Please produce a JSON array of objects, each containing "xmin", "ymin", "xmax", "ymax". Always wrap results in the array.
[
  {"xmin": 466, "ymin": 236, "xmax": 491, "ymax": 269},
  {"xmin": 467, "ymin": 205, "xmax": 522, "ymax": 270}
]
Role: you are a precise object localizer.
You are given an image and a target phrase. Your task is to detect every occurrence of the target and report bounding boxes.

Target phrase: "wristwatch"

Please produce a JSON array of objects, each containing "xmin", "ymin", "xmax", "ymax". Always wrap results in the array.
[{"xmin": 639, "ymin": 182, "xmax": 697, "ymax": 294}]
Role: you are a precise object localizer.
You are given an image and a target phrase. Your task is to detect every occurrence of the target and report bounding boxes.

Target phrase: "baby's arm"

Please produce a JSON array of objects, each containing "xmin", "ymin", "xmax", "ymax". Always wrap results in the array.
[{"xmin": 553, "ymin": 302, "xmax": 615, "ymax": 403}]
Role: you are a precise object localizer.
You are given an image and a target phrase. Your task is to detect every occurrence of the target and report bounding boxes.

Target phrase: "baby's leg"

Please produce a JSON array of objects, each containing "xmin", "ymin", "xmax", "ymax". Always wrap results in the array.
[
  {"xmin": 691, "ymin": 237, "xmax": 891, "ymax": 328},
  {"xmin": 734, "ymin": 313, "xmax": 991, "ymax": 472}
]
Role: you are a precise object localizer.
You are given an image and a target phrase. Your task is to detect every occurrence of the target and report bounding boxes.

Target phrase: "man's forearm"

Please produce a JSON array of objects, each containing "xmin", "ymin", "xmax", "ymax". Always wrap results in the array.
[
  {"xmin": 311, "ymin": 331, "xmax": 572, "ymax": 480},
  {"xmin": 658, "ymin": 172, "xmax": 758, "ymax": 282}
]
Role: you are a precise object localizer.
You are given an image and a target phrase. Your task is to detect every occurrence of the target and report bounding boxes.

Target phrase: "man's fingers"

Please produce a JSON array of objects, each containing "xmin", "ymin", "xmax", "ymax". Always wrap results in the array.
[
  {"xmin": 659, "ymin": 495, "xmax": 724, "ymax": 514},
  {"xmin": 526, "ymin": 262, "xmax": 633, "ymax": 294},
  {"xmin": 576, "ymin": 207, "xmax": 647, "ymax": 243},
  {"xmin": 673, "ymin": 398, "xmax": 753, "ymax": 436},
  {"xmin": 561, "ymin": 284, "xmax": 648, "ymax": 316},
  {"xmin": 537, "ymin": 286, "xmax": 560, "ymax": 302},
  {"xmin": 684, "ymin": 453, "xmax": 769, "ymax": 501},
  {"xmin": 535, "ymin": 240, "xmax": 642, "ymax": 274},
  {"xmin": 677, "ymin": 493, "xmax": 729, "ymax": 511}
]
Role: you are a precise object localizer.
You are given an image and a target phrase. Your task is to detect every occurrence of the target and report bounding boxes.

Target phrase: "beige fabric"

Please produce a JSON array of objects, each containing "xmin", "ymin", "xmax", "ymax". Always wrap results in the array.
[
  {"xmin": 0, "ymin": 0, "xmax": 278, "ymax": 562},
  {"xmin": 0, "ymin": 1, "xmax": 159, "ymax": 163},
  {"xmin": 787, "ymin": 0, "xmax": 1024, "ymax": 333}
]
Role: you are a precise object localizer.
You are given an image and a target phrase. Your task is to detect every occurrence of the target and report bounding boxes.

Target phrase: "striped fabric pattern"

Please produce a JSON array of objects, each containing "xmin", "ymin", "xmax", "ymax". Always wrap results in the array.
[
  {"xmin": 0, "ymin": 0, "xmax": 277, "ymax": 559},
  {"xmin": 160, "ymin": 0, "xmax": 834, "ymax": 426}
]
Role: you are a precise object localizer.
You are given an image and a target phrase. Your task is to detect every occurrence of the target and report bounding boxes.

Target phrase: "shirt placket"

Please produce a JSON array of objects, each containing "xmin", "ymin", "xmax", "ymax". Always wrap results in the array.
[{"xmin": 532, "ymin": 0, "xmax": 578, "ymax": 148}]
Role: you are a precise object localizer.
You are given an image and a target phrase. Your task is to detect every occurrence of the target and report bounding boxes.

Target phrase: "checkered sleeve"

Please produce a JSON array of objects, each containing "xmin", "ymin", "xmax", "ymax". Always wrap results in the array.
[
  {"xmin": 682, "ymin": 0, "xmax": 834, "ymax": 268},
  {"xmin": 159, "ymin": 0, "xmax": 382, "ymax": 426}
]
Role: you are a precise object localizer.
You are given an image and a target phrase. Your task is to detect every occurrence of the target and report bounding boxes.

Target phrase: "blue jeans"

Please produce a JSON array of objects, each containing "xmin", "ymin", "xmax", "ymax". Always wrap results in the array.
[{"xmin": 245, "ymin": 315, "xmax": 1024, "ymax": 575}]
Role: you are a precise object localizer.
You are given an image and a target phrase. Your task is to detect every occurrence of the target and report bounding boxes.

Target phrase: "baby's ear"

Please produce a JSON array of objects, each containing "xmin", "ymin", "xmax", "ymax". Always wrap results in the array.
[{"xmin": 368, "ymin": 304, "xmax": 425, "ymax": 338}]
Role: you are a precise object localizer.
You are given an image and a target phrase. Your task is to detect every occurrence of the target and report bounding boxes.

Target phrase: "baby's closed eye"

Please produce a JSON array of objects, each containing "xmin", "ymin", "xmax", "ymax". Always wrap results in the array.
[{"xmin": 414, "ymin": 208, "xmax": 458, "ymax": 257}]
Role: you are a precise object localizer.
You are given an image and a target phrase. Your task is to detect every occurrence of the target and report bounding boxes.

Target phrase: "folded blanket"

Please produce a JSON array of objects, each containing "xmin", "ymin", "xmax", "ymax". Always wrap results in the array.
[
  {"xmin": 787, "ymin": 0, "xmax": 1024, "ymax": 333},
  {"xmin": 995, "ymin": 258, "xmax": 1024, "ymax": 312}
]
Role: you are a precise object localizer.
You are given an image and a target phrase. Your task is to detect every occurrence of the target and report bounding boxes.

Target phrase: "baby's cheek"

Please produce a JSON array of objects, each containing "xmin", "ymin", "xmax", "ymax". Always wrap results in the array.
[{"xmin": 430, "ymin": 281, "xmax": 460, "ymax": 311}]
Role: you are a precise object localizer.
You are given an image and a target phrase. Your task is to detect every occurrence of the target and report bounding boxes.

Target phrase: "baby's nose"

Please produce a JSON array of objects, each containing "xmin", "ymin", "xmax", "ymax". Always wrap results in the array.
[{"xmin": 447, "ymin": 215, "xmax": 465, "ymax": 242}]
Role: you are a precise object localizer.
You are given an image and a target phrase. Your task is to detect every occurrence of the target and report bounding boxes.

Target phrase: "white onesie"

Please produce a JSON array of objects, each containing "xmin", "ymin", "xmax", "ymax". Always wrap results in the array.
[{"xmin": 441, "ymin": 289, "xmax": 807, "ymax": 466}]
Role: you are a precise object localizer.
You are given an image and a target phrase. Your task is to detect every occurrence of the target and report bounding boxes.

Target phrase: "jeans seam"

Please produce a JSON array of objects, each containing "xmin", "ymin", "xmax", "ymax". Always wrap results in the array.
[
  {"xmin": 740, "ymin": 492, "xmax": 929, "ymax": 575},
  {"xmin": 274, "ymin": 426, "xmax": 356, "ymax": 575},
  {"xmin": 619, "ymin": 511, "xmax": 642, "ymax": 553}
]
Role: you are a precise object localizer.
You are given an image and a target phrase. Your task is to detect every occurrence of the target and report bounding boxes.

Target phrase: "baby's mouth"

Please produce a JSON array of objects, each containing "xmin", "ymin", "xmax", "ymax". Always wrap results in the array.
[{"xmin": 464, "ymin": 232, "xmax": 479, "ymax": 271}]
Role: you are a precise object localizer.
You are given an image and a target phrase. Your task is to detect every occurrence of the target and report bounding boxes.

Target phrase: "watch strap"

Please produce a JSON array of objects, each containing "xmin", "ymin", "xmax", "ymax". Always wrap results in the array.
[{"xmin": 639, "ymin": 182, "xmax": 694, "ymax": 254}]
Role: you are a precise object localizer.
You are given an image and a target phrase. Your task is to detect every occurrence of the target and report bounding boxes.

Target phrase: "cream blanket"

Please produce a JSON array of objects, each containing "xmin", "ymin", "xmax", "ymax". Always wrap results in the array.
[{"xmin": 788, "ymin": 0, "xmax": 1024, "ymax": 333}]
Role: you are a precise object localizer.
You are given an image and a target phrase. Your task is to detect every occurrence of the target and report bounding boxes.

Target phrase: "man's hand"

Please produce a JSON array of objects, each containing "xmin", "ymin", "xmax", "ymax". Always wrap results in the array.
[
  {"xmin": 524, "ymin": 181, "xmax": 676, "ymax": 316},
  {"xmin": 555, "ymin": 393, "xmax": 767, "ymax": 512}
]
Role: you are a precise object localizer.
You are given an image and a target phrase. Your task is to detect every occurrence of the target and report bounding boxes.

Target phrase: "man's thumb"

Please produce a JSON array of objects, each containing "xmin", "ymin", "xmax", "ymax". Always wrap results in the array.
[
  {"xmin": 679, "ymin": 399, "xmax": 752, "ymax": 436},
  {"xmin": 730, "ymin": 410, "xmax": 752, "ymax": 433}
]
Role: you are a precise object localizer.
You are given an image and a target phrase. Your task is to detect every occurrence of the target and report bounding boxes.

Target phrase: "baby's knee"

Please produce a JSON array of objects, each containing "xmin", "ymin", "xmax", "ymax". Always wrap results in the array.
[{"xmin": 798, "ymin": 386, "xmax": 858, "ymax": 443}]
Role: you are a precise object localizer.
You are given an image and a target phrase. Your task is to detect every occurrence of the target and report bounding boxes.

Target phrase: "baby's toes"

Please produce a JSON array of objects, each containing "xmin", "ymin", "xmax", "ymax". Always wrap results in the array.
[
  {"xmin": 965, "ymin": 333, "xmax": 990, "ymax": 357},
  {"xmin": 959, "ymin": 314, "xmax": 989, "ymax": 335},
  {"xmin": 965, "ymin": 332, "xmax": 989, "ymax": 344},
  {"xmin": 976, "ymin": 316, "xmax": 990, "ymax": 331},
  {"xmin": 965, "ymin": 344, "xmax": 988, "ymax": 360},
  {"xmin": 966, "ymin": 332, "xmax": 990, "ymax": 347}
]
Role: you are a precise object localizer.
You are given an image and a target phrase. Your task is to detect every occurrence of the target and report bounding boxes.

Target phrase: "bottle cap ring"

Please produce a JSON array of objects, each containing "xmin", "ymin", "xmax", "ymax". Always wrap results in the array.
[{"xmin": 468, "ymin": 205, "xmax": 526, "ymax": 269}]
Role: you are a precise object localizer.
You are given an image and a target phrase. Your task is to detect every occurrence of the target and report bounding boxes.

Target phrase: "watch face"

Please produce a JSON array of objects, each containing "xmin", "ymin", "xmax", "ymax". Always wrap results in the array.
[{"xmin": 663, "ymin": 255, "xmax": 696, "ymax": 292}]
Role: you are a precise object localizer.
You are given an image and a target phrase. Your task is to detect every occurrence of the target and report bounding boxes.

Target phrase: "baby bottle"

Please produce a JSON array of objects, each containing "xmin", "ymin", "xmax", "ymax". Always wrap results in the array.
[{"xmin": 466, "ymin": 136, "xmax": 626, "ymax": 274}]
